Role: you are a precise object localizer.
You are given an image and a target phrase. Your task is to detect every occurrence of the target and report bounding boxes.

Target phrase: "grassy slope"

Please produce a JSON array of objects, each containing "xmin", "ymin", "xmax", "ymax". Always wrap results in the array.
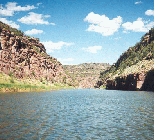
[
  {"xmin": 108, "ymin": 59, "xmax": 154, "ymax": 80},
  {"xmin": 0, "ymin": 72, "xmax": 73, "ymax": 93}
]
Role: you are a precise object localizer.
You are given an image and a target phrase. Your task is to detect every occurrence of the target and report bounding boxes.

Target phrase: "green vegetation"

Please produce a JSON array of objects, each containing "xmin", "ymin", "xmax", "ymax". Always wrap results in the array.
[
  {"xmin": 0, "ymin": 21, "xmax": 71, "ymax": 93},
  {"xmin": 32, "ymin": 45, "xmax": 40, "ymax": 53},
  {"xmin": 0, "ymin": 21, "xmax": 24, "ymax": 36},
  {"xmin": 99, "ymin": 28, "xmax": 154, "ymax": 85},
  {"xmin": 0, "ymin": 72, "xmax": 73, "ymax": 93}
]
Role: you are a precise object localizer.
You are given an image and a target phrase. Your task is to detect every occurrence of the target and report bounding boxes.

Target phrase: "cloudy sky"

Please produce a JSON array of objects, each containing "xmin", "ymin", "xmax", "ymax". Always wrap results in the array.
[{"xmin": 0, "ymin": 0, "xmax": 154, "ymax": 65}]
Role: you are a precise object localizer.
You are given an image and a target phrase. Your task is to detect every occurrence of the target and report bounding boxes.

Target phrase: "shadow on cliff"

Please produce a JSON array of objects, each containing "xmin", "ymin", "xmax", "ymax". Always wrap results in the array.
[
  {"xmin": 140, "ymin": 69, "xmax": 154, "ymax": 91},
  {"xmin": 106, "ymin": 69, "xmax": 154, "ymax": 91}
]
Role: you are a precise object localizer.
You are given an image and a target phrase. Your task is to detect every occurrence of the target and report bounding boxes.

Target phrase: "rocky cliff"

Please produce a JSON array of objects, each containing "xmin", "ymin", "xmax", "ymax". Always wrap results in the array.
[
  {"xmin": 0, "ymin": 21, "xmax": 65, "ymax": 83},
  {"xmin": 98, "ymin": 28, "xmax": 154, "ymax": 91}
]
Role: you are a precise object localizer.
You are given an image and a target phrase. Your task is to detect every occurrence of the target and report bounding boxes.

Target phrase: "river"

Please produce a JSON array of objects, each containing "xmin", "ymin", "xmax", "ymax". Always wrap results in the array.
[{"xmin": 0, "ymin": 89, "xmax": 154, "ymax": 139}]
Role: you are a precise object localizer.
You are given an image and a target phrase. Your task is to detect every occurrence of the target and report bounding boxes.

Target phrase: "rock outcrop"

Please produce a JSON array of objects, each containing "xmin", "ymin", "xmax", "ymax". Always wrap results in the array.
[
  {"xmin": 0, "ymin": 23, "xmax": 65, "ymax": 83},
  {"xmin": 106, "ymin": 73, "xmax": 145, "ymax": 90},
  {"xmin": 141, "ymin": 69, "xmax": 154, "ymax": 91},
  {"xmin": 98, "ymin": 28, "xmax": 154, "ymax": 91},
  {"xmin": 106, "ymin": 69, "xmax": 154, "ymax": 91}
]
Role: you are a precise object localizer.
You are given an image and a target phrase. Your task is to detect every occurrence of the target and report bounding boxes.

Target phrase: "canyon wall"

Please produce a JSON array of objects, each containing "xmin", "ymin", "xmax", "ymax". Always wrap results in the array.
[
  {"xmin": 98, "ymin": 28, "xmax": 154, "ymax": 91},
  {"xmin": 0, "ymin": 26, "xmax": 65, "ymax": 83},
  {"xmin": 106, "ymin": 70, "xmax": 154, "ymax": 91}
]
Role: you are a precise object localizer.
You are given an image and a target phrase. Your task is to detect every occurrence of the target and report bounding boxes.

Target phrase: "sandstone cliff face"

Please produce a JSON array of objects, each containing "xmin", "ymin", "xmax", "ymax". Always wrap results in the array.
[
  {"xmin": 0, "ymin": 26, "xmax": 64, "ymax": 83},
  {"xmin": 106, "ymin": 69, "xmax": 154, "ymax": 91},
  {"xmin": 106, "ymin": 73, "xmax": 145, "ymax": 91},
  {"xmin": 141, "ymin": 69, "xmax": 154, "ymax": 91}
]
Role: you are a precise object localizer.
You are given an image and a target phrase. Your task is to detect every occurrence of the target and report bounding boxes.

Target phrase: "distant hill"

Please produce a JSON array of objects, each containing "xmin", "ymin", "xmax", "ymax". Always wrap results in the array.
[
  {"xmin": 63, "ymin": 63, "xmax": 110, "ymax": 88},
  {"xmin": 97, "ymin": 28, "xmax": 154, "ymax": 91}
]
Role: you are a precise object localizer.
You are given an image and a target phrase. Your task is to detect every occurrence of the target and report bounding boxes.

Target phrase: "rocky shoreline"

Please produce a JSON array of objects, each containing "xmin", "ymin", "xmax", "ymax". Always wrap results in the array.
[{"xmin": 106, "ymin": 69, "xmax": 154, "ymax": 91}]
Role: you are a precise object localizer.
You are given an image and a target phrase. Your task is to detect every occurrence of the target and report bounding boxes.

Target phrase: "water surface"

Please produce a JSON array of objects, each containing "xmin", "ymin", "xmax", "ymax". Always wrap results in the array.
[{"xmin": 0, "ymin": 89, "xmax": 154, "ymax": 139}]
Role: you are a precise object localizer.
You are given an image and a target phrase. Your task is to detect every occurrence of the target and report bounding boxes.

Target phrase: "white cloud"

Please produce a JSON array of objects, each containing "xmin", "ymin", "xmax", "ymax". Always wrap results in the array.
[
  {"xmin": 135, "ymin": 1, "xmax": 142, "ymax": 4},
  {"xmin": 0, "ymin": 18, "xmax": 20, "ymax": 29},
  {"xmin": 25, "ymin": 29, "xmax": 43, "ymax": 35},
  {"xmin": 84, "ymin": 12, "xmax": 122, "ymax": 36},
  {"xmin": 82, "ymin": 46, "xmax": 102, "ymax": 54},
  {"xmin": 0, "ymin": 8, "xmax": 13, "ymax": 16},
  {"xmin": 122, "ymin": 18, "xmax": 154, "ymax": 32},
  {"xmin": 41, "ymin": 41, "xmax": 74, "ymax": 53},
  {"xmin": 57, "ymin": 58, "xmax": 74, "ymax": 65},
  {"xmin": 145, "ymin": 10, "xmax": 154, "ymax": 16},
  {"xmin": 0, "ymin": 2, "xmax": 36, "ymax": 17},
  {"xmin": 6, "ymin": 2, "xmax": 36, "ymax": 11},
  {"xmin": 18, "ymin": 12, "xmax": 55, "ymax": 25}
]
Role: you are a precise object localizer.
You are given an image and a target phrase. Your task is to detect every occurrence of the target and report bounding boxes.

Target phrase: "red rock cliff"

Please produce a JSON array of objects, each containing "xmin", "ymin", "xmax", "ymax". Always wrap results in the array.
[
  {"xmin": 106, "ymin": 70, "xmax": 154, "ymax": 91},
  {"xmin": 0, "ymin": 26, "xmax": 65, "ymax": 83}
]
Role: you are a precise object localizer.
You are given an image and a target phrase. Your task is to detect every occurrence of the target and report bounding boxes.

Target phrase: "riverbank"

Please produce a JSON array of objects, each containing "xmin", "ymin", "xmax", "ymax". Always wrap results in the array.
[{"xmin": 0, "ymin": 73, "xmax": 73, "ymax": 93}]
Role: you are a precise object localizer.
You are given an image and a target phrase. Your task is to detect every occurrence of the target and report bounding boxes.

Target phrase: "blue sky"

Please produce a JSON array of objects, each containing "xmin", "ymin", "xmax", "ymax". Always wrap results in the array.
[{"xmin": 0, "ymin": 0, "xmax": 154, "ymax": 65}]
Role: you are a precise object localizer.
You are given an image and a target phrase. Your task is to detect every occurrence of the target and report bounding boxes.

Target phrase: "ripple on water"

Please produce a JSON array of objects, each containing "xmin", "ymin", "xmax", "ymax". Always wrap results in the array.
[{"xmin": 0, "ymin": 90, "xmax": 154, "ymax": 139}]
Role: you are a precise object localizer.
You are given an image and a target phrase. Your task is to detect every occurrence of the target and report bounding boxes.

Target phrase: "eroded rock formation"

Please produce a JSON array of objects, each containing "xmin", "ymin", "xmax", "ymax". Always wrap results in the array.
[
  {"xmin": 0, "ymin": 27, "xmax": 65, "ymax": 83},
  {"xmin": 141, "ymin": 69, "xmax": 154, "ymax": 91},
  {"xmin": 106, "ymin": 70, "xmax": 154, "ymax": 91}
]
